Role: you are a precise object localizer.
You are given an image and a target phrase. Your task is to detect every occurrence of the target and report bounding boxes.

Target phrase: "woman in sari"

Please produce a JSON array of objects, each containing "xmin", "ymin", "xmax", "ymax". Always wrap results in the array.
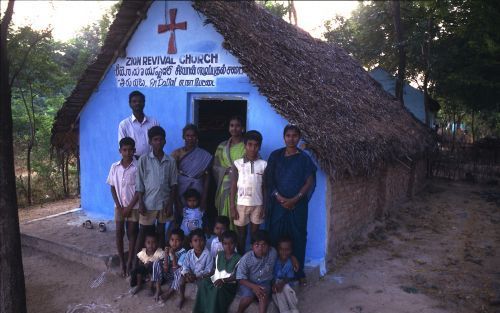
[
  {"xmin": 265, "ymin": 125, "xmax": 316, "ymax": 284},
  {"xmin": 213, "ymin": 116, "xmax": 245, "ymax": 230},
  {"xmin": 171, "ymin": 124, "xmax": 212, "ymax": 216}
]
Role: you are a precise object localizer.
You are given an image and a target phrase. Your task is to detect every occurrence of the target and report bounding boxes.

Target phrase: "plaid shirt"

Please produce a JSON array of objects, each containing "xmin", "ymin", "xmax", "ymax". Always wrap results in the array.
[{"xmin": 236, "ymin": 247, "xmax": 277, "ymax": 283}]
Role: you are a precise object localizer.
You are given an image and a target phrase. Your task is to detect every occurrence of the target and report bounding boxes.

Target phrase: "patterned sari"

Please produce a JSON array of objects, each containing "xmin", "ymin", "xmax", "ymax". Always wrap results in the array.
[{"xmin": 213, "ymin": 138, "xmax": 245, "ymax": 229}]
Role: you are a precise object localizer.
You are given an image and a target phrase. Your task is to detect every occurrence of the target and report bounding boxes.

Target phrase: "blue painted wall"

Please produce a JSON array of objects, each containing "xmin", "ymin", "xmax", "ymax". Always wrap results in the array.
[{"xmin": 79, "ymin": 0, "xmax": 326, "ymax": 270}]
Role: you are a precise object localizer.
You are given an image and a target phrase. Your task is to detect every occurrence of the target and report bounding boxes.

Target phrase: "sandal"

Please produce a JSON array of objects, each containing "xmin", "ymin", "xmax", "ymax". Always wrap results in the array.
[
  {"xmin": 83, "ymin": 220, "xmax": 93, "ymax": 229},
  {"xmin": 98, "ymin": 222, "xmax": 107, "ymax": 232}
]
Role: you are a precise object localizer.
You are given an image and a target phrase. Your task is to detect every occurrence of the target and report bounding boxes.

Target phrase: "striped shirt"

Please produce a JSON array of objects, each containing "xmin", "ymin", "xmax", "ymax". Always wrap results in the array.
[
  {"xmin": 181, "ymin": 248, "xmax": 213, "ymax": 278},
  {"xmin": 236, "ymin": 247, "xmax": 277, "ymax": 283}
]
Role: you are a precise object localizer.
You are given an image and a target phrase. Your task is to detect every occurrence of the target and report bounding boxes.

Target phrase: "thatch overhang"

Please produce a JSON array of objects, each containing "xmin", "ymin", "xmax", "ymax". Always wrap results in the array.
[{"xmin": 51, "ymin": 0, "xmax": 436, "ymax": 178}]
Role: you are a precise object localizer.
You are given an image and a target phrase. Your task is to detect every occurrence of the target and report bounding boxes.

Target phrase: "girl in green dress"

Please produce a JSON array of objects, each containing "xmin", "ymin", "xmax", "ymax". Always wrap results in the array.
[
  {"xmin": 213, "ymin": 116, "xmax": 245, "ymax": 230},
  {"xmin": 193, "ymin": 230, "xmax": 241, "ymax": 313}
]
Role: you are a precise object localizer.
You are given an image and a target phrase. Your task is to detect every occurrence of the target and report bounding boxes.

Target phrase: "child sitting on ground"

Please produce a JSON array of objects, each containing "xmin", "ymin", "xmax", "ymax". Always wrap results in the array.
[
  {"xmin": 208, "ymin": 215, "xmax": 230, "ymax": 259},
  {"xmin": 236, "ymin": 230, "xmax": 277, "ymax": 313},
  {"xmin": 180, "ymin": 189, "xmax": 204, "ymax": 236},
  {"xmin": 151, "ymin": 228, "xmax": 187, "ymax": 301},
  {"xmin": 272, "ymin": 236, "xmax": 299, "ymax": 313},
  {"xmin": 178, "ymin": 228, "xmax": 214, "ymax": 309},
  {"xmin": 193, "ymin": 230, "xmax": 241, "ymax": 313},
  {"xmin": 130, "ymin": 233, "xmax": 163, "ymax": 294}
]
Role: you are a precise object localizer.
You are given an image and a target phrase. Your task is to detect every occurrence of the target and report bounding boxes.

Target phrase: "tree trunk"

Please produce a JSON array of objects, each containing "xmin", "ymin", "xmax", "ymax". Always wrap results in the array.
[
  {"xmin": 27, "ymin": 144, "xmax": 32, "ymax": 205},
  {"xmin": 392, "ymin": 0, "xmax": 406, "ymax": 104},
  {"xmin": 422, "ymin": 17, "xmax": 433, "ymax": 127},
  {"xmin": 471, "ymin": 110, "xmax": 475, "ymax": 143},
  {"xmin": 65, "ymin": 155, "xmax": 70, "ymax": 197},
  {"xmin": 0, "ymin": 1, "xmax": 28, "ymax": 312}
]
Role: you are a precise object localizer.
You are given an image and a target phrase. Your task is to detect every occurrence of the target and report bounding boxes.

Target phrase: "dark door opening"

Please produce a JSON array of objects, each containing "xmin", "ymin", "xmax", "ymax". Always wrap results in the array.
[
  {"xmin": 195, "ymin": 98, "xmax": 247, "ymax": 155},
  {"xmin": 194, "ymin": 98, "xmax": 247, "ymax": 228}
]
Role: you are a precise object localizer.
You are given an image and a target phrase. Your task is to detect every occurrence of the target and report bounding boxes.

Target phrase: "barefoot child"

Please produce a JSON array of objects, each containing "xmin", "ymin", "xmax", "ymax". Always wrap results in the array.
[
  {"xmin": 236, "ymin": 230, "xmax": 277, "ymax": 313},
  {"xmin": 208, "ymin": 215, "xmax": 230, "ymax": 259},
  {"xmin": 272, "ymin": 237, "xmax": 299, "ymax": 313},
  {"xmin": 178, "ymin": 228, "xmax": 214, "ymax": 309},
  {"xmin": 180, "ymin": 189, "xmax": 204, "ymax": 236},
  {"xmin": 130, "ymin": 233, "xmax": 164, "ymax": 294},
  {"xmin": 151, "ymin": 228, "xmax": 187, "ymax": 301},
  {"xmin": 193, "ymin": 230, "xmax": 241, "ymax": 313},
  {"xmin": 106, "ymin": 137, "xmax": 139, "ymax": 276},
  {"xmin": 230, "ymin": 130, "xmax": 267, "ymax": 253}
]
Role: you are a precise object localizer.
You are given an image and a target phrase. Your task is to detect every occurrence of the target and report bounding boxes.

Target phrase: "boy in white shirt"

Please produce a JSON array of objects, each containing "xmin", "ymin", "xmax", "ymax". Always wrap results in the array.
[{"xmin": 230, "ymin": 130, "xmax": 267, "ymax": 253}]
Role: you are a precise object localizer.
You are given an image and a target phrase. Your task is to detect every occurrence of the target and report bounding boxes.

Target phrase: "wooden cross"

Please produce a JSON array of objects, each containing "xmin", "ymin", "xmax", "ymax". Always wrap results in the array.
[{"xmin": 158, "ymin": 8, "xmax": 187, "ymax": 54}]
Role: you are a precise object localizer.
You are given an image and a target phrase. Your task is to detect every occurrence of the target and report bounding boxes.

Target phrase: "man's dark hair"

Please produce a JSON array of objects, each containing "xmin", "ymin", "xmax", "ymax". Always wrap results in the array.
[
  {"xmin": 251, "ymin": 229, "xmax": 271, "ymax": 245},
  {"xmin": 189, "ymin": 228, "xmax": 206, "ymax": 242},
  {"xmin": 283, "ymin": 124, "xmax": 301, "ymax": 137},
  {"xmin": 183, "ymin": 123, "xmax": 199, "ymax": 137},
  {"xmin": 129, "ymin": 90, "xmax": 145, "ymax": 102},
  {"xmin": 148, "ymin": 126, "xmax": 166, "ymax": 140},
  {"xmin": 214, "ymin": 215, "xmax": 230, "ymax": 229},
  {"xmin": 222, "ymin": 230, "xmax": 238, "ymax": 244},
  {"xmin": 183, "ymin": 188, "xmax": 201, "ymax": 201},
  {"xmin": 244, "ymin": 130, "xmax": 263, "ymax": 146},
  {"xmin": 119, "ymin": 137, "xmax": 135, "ymax": 148},
  {"xmin": 170, "ymin": 228, "xmax": 185, "ymax": 241}
]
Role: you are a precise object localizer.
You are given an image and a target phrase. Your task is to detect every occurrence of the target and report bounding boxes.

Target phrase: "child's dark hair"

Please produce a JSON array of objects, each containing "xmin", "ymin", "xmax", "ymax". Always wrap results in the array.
[
  {"xmin": 148, "ymin": 126, "xmax": 166, "ymax": 140},
  {"xmin": 170, "ymin": 228, "xmax": 185, "ymax": 241},
  {"xmin": 251, "ymin": 229, "xmax": 271, "ymax": 245},
  {"xmin": 244, "ymin": 130, "xmax": 263, "ymax": 146},
  {"xmin": 214, "ymin": 215, "xmax": 230, "ymax": 229},
  {"xmin": 277, "ymin": 235, "xmax": 293, "ymax": 248},
  {"xmin": 222, "ymin": 230, "xmax": 238, "ymax": 244},
  {"xmin": 129, "ymin": 90, "xmax": 145, "ymax": 102},
  {"xmin": 144, "ymin": 231, "xmax": 157, "ymax": 242},
  {"xmin": 183, "ymin": 188, "xmax": 201, "ymax": 201},
  {"xmin": 228, "ymin": 115, "xmax": 244, "ymax": 126},
  {"xmin": 119, "ymin": 137, "xmax": 135, "ymax": 148},
  {"xmin": 189, "ymin": 228, "xmax": 206, "ymax": 242},
  {"xmin": 283, "ymin": 124, "xmax": 301, "ymax": 137},
  {"xmin": 183, "ymin": 124, "xmax": 199, "ymax": 137}
]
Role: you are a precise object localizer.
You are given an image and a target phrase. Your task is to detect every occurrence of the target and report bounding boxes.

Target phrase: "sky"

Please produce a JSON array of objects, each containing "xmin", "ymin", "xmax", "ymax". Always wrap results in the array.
[{"xmin": 2, "ymin": 0, "xmax": 359, "ymax": 41}]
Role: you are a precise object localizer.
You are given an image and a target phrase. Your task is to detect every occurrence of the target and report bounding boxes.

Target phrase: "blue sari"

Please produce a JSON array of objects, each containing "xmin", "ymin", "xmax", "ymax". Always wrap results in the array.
[{"xmin": 265, "ymin": 148, "xmax": 316, "ymax": 279}]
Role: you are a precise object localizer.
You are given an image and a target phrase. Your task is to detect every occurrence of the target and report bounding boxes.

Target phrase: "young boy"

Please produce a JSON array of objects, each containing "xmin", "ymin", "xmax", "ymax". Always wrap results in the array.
[
  {"xmin": 230, "ymin": 130, "xmax": 267, "ymax": 253},
  {"xmin": 136, "ymin": 126, "xmax": 178, "ymax": 252},
  {"xmin": 130, "ymin": 233, "xmax": 164, "ymax": 294},
  {"xmin": 272, "ymin": 237, "xmax": 299, "ymax": 313},
  {"xmin": 208, "ymin": 215, "xmax": 230, "ymax": 259},
  {"xmin": 178, "ymin": 228, "xmax": 213, "ymax": 309},
  {"xmin": 180, "ymin": 189, "xmax": 204, "ymax": 236},
  {"xmin": 236, "ymin": 230, "xmax": 277, "ymax": 313},
  {"xmin": 106, "ymin": 137, "xmax": 139, "ymax": 277},
  {"xmin": 151, "ymin": 228, "xmax": 187, "ymax": 302}
]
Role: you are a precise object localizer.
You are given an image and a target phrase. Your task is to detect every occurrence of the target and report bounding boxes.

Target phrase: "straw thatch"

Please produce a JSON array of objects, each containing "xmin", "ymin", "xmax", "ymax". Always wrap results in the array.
[{"xmin": 51, "ymin": 0, "xmax": 435, "ymax": 178}]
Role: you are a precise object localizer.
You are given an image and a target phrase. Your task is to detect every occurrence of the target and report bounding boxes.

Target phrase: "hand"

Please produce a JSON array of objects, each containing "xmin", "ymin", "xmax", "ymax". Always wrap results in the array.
[
  {"xmin": 291, "ymin": 255, "xmax": 300, "ymax": 272},
  {"xmin": 230, "ymin": 205, "xmax": 239, "ymax": 221},
  {"xmin": 251, "ymin": 284, "xmax": 267, "ymax": 300},
  {"xmin": 259, "ymin": 206, "xmax": 266, "ymax": 219},
  {"xmin": 214, "ymin": 279, "xmax": 224, "ymax": 287},
  {"xmin": 275, "ymin": 281, "xmax": 285, "ymax": 293},
  {"xmin": 186, "ymin": 273, "xmax": 196, "ymax": 283},
  {"xmin": 123, "ymin": 206, "xmax": 132, "ymax": 218},
  {"xmin": 281, "ymin": 198, "xmax": 295, "ymax": 210},
  {"xmin": 139, "ymin": 201, "xmax": 147, "ymax": 216},
  {"xmin": 163, "ymin": 202, "xmax": 173, "ymax": 218}
]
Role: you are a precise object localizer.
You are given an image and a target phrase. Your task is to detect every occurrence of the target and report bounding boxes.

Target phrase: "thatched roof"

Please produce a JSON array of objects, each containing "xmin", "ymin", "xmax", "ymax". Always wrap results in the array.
[{"xmin": 51, "ymin": 0, "xmax": 435, "ymax": 178}]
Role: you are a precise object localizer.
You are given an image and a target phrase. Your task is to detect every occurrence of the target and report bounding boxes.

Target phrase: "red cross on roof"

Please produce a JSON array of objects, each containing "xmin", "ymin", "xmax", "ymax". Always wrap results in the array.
[{"xmin": 158, "ymin": 8, "xmax": 187, "ymax": 54}]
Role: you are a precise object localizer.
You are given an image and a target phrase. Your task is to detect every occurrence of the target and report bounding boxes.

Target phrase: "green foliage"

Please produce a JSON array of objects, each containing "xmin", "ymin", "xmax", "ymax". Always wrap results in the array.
[{"xmin": 261, "ymin": 1, "xmax": 289, "ymax": 19}]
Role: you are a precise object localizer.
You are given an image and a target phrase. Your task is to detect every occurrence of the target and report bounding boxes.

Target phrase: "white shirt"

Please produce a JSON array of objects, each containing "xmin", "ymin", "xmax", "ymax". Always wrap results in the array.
[
  {"xmin": 181, "ymin": 248, "xmax": 213, "ymax": 277},
  {"xmin": 106, "ymin": 160, "xmax": 139, "ymax": 209},
  {"xmin": 234, "ymin": 158, "xmax": 267, "ymax": 206},
  {"xmin": 210, "ymin": 237, "xmax": 223, "ymax": 259},
  {"xmin": 118, "ymin": 115, "xmax": 159, "ymax": 156}
]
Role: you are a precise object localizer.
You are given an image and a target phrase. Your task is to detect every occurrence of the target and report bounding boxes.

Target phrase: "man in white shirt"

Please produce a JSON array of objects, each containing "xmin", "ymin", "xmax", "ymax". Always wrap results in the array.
[{"xmin": 118, "ymin": 91, "xmax": 159, "ymax": 158}]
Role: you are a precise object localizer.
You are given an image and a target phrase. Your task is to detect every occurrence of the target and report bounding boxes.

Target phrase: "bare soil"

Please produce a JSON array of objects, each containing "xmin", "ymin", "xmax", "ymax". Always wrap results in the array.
[
  {"xmin": 18, "ymin": 197, "xmax": 80, "ymax": 223},
  {"xmin": 22, "ymin": 180, "xmax": 500, "ymax": 313}
]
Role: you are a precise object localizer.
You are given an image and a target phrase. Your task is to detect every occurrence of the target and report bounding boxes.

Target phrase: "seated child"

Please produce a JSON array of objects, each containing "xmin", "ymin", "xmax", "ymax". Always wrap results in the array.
[
  {"xmin": 130, "ymin": 233, "xmax": 163, "ymax": 294},
  {"xmin": 236, "ymin": 230, "xmax": 277, "ymax": 313},
  {"xmin": 151, "ymin": 228, "xmax": 187, "ymax": 301},
  {"xmin": 178, "ymin": 228, "xmax": 214, "ymax": 309},
  {"xmin": 208, "ymin": 215, "xmax": 230, "ymax": 259},
  {"xmin": 230, "ymin": 130, "xmax": 267, "ymax": 253},
  {"xmin": 193, "ymin": 230, "xmax": 241, "ymax": 313},
  {"xmin": 180, "ymin": 189, "xmax": 204, "ymax": 236},
  {"xmin": 272, "ymin": 237, "xmax": 299, "ymax": 313}
]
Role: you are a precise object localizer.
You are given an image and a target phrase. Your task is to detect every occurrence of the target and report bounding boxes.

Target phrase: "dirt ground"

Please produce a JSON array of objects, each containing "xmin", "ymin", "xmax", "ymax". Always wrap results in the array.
[
  {"xmin": 22, "ymin": 179, "xmax": 500, "ymax": 313},
  {"xmin": 18, "ymin": 197, "xmax": 80, "ymax": 223}
]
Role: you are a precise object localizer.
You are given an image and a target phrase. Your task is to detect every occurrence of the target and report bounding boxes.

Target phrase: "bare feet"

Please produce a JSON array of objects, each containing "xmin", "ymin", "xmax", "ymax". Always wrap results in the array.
[
  {"xmin": 129, "ymin": 285, "xmax": 142, "ymax": 295},
  {"xmin": 161, "ymin": 288, "xmax": 173, "ymax": 301},
  {"xmin": 120, "ymin": 262, "xmax": 127, "ymax": 278}
]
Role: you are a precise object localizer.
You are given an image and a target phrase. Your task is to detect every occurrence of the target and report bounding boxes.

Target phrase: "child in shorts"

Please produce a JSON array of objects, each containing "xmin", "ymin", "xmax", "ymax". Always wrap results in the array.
[
  {"xmin": 130, "ymin": 233, "xmax": 164, "ymax": 294},
  {"xmin": 106, "ymin": 137, "xmax": 139, "ymax": 277},
  {"xmin": 180, "ymin": 189, "xmax": 204, "ymax": 236},
  {"xmin": 236, "ymin": 230, "xmax": 277, "ymax": 313},
  {"xmin": 230, "ymin": 130, "xmax": 267, "ymax": 253}
]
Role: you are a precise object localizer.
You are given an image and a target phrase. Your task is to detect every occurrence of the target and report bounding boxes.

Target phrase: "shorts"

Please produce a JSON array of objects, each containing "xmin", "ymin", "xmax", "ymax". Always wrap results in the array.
[
  {"xmin": 139, "ymin": 209, "xmax": 172, "ymax": 226},
  {"xmin": 234, "ymin": 205, "xmax": 264, "ymax": 227},
  {"xmin": 114, "ymin": 207, "xmax": 139, "ymax": 223},
  {"xmin": 238, "ymin": 280, "xmax": 272, "ymax": 298}
]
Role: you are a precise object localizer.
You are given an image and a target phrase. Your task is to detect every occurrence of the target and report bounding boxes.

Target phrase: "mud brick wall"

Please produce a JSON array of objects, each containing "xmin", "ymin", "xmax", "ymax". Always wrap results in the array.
[{"xmin": 326, "ymin": 158, "xmax": 428, "ymax": 269}]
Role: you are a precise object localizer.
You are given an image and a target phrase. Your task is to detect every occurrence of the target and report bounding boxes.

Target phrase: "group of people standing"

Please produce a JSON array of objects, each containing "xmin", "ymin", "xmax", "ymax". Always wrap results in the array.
[{"xmin": 106, "ymin": 90, "xmax": 316, "ymax": 313}]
